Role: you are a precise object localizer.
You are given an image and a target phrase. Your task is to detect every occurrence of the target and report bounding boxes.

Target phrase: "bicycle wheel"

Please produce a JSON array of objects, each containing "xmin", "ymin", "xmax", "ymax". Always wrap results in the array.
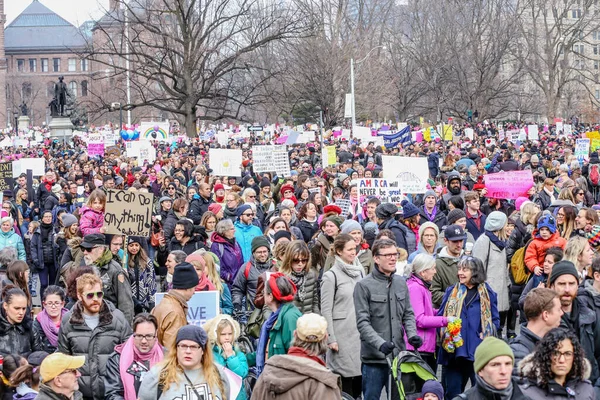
[
  {"xmin": 238, "ymin": 335, "xmax": 255, "ymax": 354},
  {"xmin": 341, "ymin": 392, "xmax": 356, "ymax": 400}
]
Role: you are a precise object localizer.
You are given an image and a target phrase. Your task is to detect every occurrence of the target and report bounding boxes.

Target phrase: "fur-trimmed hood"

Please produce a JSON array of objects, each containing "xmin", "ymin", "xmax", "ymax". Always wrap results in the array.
[
  {"xmin": 518, "ymin": 352, "xmax": 592, "ymax": 382},
  {"xmin": 202, "ymin": 314, "xmax": 240, "ymax": 345}
]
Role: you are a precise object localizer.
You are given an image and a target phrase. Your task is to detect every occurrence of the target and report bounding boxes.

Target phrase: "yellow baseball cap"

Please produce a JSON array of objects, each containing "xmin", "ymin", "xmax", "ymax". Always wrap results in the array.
[{"xmin": 40, "ymin": 353, "xmax": 85, "ymax": 383}]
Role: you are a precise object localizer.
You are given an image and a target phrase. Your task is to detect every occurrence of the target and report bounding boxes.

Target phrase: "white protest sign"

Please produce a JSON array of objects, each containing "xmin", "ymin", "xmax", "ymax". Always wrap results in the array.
[
  {"xmin": 356, "ymin": 179, "xmax": 406, "ymax": 206},
  {"xmin": 353, "ymin": 126, "xmax": 372, "ymax": 142},
  {"xmin": 285, "ymin": 131, "xmax": 300, "ymax": 145},
  {"xmin": 519, "ymin": 128, "xmax": 527, "ymax": 141},
  {"xmin": 556, "ymin": 121, "xmax": 564, "ymax": 134},
  {"xmin": 297, "ymin": 131, "xmax": 316, "ymax": 144},
  {"xmin": 217, "ymin": 131, "xmax": 229, "ymax": 146},
  {"xmin": 575, "ymin": 138, "xmax": 591, "ymax": 162},
  {"xmin": 334, "ymin": 199, "xmax": 352, "ymax": 218},
  {"xmin": 209, "ymin": 149, "xmax": 243, "ymax": 176},
  {"xmin": 252, "ymin": 145, "xmax": 291, "ymax": 176},
  {"xmin": 527, "ymin": 125, "xmax": 539, "ymax": 140},
  {"xmin": 564, "ymin": 124, "xmax": 572, "ymax": 136},
  {"xmin": 381, "ymin": 156, "xmax": 428, "ymax": 193},
  {"xmin": 464, "ymin": 128, "xmax": 474, "ymax": 140},
  {"xmin": 12, "ymin": 158, "xmax": 45, "ymax": 177}
]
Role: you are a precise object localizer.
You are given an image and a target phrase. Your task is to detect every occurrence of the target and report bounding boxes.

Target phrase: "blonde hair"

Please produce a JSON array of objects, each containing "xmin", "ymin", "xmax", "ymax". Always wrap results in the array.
[
  {"xmin": 158, "ymin": 338, "xmax": 226, "ymax": 397},
  {"xmin": 14, "ymin": 189, "xmax": 27, "ymax": 206},
  {"xmin": 202, "ymin": 252, "xmax": 223, "ymax": 293},
  {"xmin": 521, "ymin": 202, "xmax": 540, "ymax": 226},
  {"xmin": 564, "ymin": 236, "xmax": 589, "ymax": 268}
]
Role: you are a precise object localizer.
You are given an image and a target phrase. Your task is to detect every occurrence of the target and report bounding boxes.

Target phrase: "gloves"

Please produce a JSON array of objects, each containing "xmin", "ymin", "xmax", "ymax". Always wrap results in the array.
[
  {"xmin": 379, "ymin": 341, "xmax": 395, "ymax": 355},
  {"xmin": 408, "ymin": 335, "xmax": 423, "ymax": 349}
]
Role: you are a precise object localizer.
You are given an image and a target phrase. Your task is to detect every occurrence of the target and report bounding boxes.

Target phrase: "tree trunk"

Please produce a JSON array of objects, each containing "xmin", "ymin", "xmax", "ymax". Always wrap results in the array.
[{"xmin": 184, "ymin": 105, "xmax": 196, "ymax": 138}]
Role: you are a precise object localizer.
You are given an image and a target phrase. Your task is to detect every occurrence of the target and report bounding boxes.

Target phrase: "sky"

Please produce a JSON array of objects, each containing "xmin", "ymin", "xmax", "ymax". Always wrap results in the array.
[{"xmin": 6, "ymin": 0, "xmax": 110, "ymax": 26}]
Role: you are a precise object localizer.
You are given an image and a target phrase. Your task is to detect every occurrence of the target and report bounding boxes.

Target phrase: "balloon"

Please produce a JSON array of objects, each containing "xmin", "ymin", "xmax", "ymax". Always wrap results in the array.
[
  {"xmin": 120, "ymin": 129, "xmax": 132, "ymax": 141},
  {"xmin": 154, "ymin": 124, "xmax": 160, "ymax": 132}
]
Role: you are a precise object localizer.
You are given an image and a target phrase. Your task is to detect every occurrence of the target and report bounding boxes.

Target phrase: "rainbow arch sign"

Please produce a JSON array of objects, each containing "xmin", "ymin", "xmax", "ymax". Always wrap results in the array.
[{"xmin": 139, "ymin": 123, "xmax": 170, "ymax": 141}]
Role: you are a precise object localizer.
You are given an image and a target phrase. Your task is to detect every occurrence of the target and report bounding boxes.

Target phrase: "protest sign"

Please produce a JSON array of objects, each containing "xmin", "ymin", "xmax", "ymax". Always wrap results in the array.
[
  {"xmin": 209, "ymin": 149, "xmax": 243, "ymax": 176},
  {"xmin": 284, "ymin": 131, "xmax": 300, "ymax": 145},
  {"xmin": 217, "ymin": 131, "xmax": 229, "ymax": 146},
  {"xmin": 87, "ymin": 133, "xmax": 104, "ymax": 157},
  {"xmin": 354, "ymin": 126, "xmax": 372, "ymax": 142},
  {"xmin": 297, "ymin": 131, "xmax": 316, "ymax": 144},
  {"xmin": 104, "ymin": 130, "xmax": 118, "ymax": 146},
  {"xmin": 381, "ymin": 156, "xmax": 428, "ymax": 193},
  {"xmin": 379, "ymin": 126, "xmax": 410, "ymax": 148},
  {"xmin": 105, "ymin": 146, "xmax": 121, "ymax": 157},
  {"xmin": 103, "ymin": 189, "xmax": 154, "ymax": 236},
  {"xmin": 356, "ymin": 179, "xmax": 405, "ymax": 206},
  {"xmin": 12, "ymin": 158, "xmax": 45, "ymax": 177},
  {"xmin": 0, "ymin": 163, "xmax": 14, "ymax": 191},
  {"xmin": 334, "ymin": 199, "xmax": 352, "ymax": 218},
  {"xmin": 139, "ymin": 122, "xmax": 170, "ymax": 141},
  {"xmin": 592, "ymin": 138, "xmax": 600, "ymax": 152},
  {"xmin": 252, "ymin": 145, "xmax": 291, "ymax": 176},
  {"xmin": 154, "ymin": 291, "xmax": 219, "ymax": 327},
  {"xmin": 484, "ymin": 170, "xmax": 534, "ymax": 200},
  {"xmin": 322, "ymin": 146, "xmax": 337, "ymax": 167},
  {"xmin": 564, "ymin": 124, "xmax": 572, "ymax": 136},
  {"xmin": 527, "ymin": 125, "xmax": 539, "ymax": 140},
  {"xmin": 575, "ymin": 138, "xmax": 591, "ymax": 162},
  {"xmin": 464, "ymin": 128, "xmax": 474, "ymax": 140},
  {"xmin": 587, "ymin": 131, "xmax": 600, "ymax": 140}
]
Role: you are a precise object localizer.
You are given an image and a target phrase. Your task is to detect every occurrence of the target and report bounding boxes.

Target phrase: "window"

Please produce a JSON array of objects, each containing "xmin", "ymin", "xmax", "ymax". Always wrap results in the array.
[
  {"xmin": 53, "ymin": 58, "xmax": 60, "ymax": 72},
  {"xmin": 595, "ymin": 45, "xmax": 598, "ymax": 55},
  {"xmin": 22, "ymin": 82, "xmax": 32, "ymax": 100},
  {"xmin": 595, "ymin": 60, "xmax": 599, "ymax": 69},
  {"xmin": 41, "ymin": 58, "xmax": 49, "ymax": 72},
  {"xmin": 68, "ymin": 58, "xmax": 77, "ymax": 72},
  {"xmin": 81, "ymin": 59, "xmax": 89, "ymax": 71},
  {"xmin": 68, "ymin": 81, "xmax": 77, "ymax": 97},
  {"xmin": 29, "ymin": 59, "xmax": 36, "ymax": 72},
  {"xmin": 572, "ymin": 9, "xmax": 581, "ymax": 18},
  {"xmin": 574, "ymin": 44, "xmax": 584, "ymax": 54},
  {"xmin": 16, "ymin": 59, "xmax": 25, "ymax": 72},
  {"xmin": 81, "ymin": 80, "xmax": 88, "ymax": 97},
  {"xmin": 596, "ymin": 89, "xmax": 599, "ymax": 99}
]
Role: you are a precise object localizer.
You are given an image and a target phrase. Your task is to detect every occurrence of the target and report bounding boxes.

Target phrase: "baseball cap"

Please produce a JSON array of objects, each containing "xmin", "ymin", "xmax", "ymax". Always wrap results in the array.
[
  {"xmin": 40, "ymin": 353, "xmax": 85, "ymax": 383},
  {"xmin": 295, "ymin": 313, "xmax": 327, "ymax": 343},
  {"xmin": 444, "ymin": 225, "xmax": 467, "ymax": 241}
]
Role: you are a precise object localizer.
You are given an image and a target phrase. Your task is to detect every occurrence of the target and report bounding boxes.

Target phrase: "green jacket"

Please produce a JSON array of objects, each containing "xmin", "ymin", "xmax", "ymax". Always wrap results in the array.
[
  {"xmin": 247, "ymin": 302, "xmax": 302, "ymax": 366},
  {"xmin": 430, "ymin": 247, "xmax": 461, "ymax": 309}
]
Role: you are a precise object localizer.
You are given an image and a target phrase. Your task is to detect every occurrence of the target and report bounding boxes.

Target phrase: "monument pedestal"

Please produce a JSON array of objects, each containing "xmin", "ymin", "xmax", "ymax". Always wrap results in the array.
[
  {"xmin": 48, "ymin": 117, "xmax": 74, "ymax": 142},
  {"xmin": 17, "ymin": 116, "xmax": 30, "ymax": 132}
]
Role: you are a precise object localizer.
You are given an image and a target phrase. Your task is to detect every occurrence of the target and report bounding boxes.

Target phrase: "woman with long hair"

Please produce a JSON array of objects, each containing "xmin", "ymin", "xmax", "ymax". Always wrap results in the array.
[
  {"xmin": 296, "ymin": 202, "xmax": 319, "ymax": 244},
  {"xmin": 3, "ymin": 261, "xmax": 31, "ymax": 306},
  {"xmin": 201, "ymin": 252, "xmax": 233, "ymax": 315},
  {"xmin": 162, "ymin": 198, "xmax": 189, "ymax": 241},
  {"xmin": 14, "ymin": 189, "xmax": 32, "ymax": 235},
  {"xmin": 556, "ymin": 206, "xmax": 577, "ymax": 239},
  {"xmin": 126, "ymin": 237, "xmax": 157, "ymax": 314},
  {"xmin": 340, "ymin": 220, "xmax": 374, "ymax": 274},
  {"xmin": 519, "ymin": 328, "xmax": 595, "ymax": 399},
  {"xmin": 210, "ymin": 219, "xmax": 244, "ymax": 291},
  {"xmin": 32, "ymin": 285, "xmax": 67, "ymax": 353},
  {"xmin": 320, "ymin": 234, "xmax": 364, "ymax": 397},
  {"xmin": 564, "ymin": 236, "xmax": 594, "ymax": 279},
  {"xmin": 30, "ymin": 211, "xmax": 57, "ymax": 295},
  {"xmin": 9, "ymin": 361, "xmax": 40, "ymax": 400},
  {"xmin": 137, "ymin": 325, "xmax": 229, "ymax": 400},
  {"xmin": 0, "ymin": 287, "xmax": 34, "ymax": 357},
  {"xmin": 310, "ymin": 216, "xmax": 342, "ymax": 272},
  {"xmin": 279, "ymin": 241, "xmax": 319, "ymax": 314},
  {"xmin": 200, "ymin": 212, "xmax": 218, "ymax": 247},
  {"xmin": 55, "ymin": 213, "xmax": 80, "ymax": 268},
  {"xmin": 264, "ymin": 217, "xmax": 292, "ymax": 248}
]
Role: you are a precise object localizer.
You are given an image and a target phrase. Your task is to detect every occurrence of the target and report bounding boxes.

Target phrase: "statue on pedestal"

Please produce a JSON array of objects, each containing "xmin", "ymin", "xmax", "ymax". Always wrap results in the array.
[
  {"xmin": 19, "ymin": 102, "xmax": 28, "ymax": 117},
  {"xmin": 50, "ymin": 76, "xmax": 69, "ymax": 117}
]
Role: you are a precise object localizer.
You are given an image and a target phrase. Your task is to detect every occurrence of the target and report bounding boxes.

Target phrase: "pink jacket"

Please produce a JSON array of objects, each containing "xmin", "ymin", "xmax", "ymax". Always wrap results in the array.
[
  {"xmin": 405, "ymin": 274, "xmax": 448, "ymax": 354},
  {"xmin": 79, "ymin": 206, "xmax": 104, "ymax": 236}
]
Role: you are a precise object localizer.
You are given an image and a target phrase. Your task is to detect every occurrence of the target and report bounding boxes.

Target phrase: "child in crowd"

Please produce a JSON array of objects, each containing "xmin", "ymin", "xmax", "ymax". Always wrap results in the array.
[
  {"xmin": 79, "ymin": 189, "xmax": 106, "ymax": 235},
  {"xmin": 524, "ymin": 214, "xmax": 567, "ymax": 276},
  {"xmin": 420, "ymin": 380, "xmax": 444, "ymax": 400}
]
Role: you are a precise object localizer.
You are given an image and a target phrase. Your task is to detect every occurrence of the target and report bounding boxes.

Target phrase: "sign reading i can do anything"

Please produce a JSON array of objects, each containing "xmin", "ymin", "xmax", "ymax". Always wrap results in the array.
[{"xmin": 103, "ymin": 190, "xmax": 154, "ymax": 236}]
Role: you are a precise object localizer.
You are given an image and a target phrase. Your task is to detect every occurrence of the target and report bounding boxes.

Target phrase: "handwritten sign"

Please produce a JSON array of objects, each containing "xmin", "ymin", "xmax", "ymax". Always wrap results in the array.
[
  {"xmin": 104, "ymin": 190, "xmax": 154, "ymax": 236},
  {"xmin": 0, "ymin": 163, "xmax": 13, "ymax": 191},
  {"xmin": 575, "ymin": 138, "xmax": 591, "ymax": 162},
  {"xmin": 87, "ymin": 133, "xmax": 104, "ymax": 157},
  {"xmin": 592, "ymin": 138, "xmax": 600, "ymax": 152},
  {"xmin": 356, "ymin": 179, "xmax": 405, "ymax": 206},
  {"xmin": 322, "ymin": 146, "xmax": 336, "ymax": 167},
  {"xmin": 527, "ymin": 125, "xmax": 539, "ymax": 140},
  {"xmin": 334, "ymin": 199, "xmax": 351, "ymax": 218},
  {"xmin": 252, "ymin": 145, "xmax": 291, "ymax": 176},
  {"xmin": 381, "ymin": 156, "xmax": 428, "ymax": 193},
  {"xmin": 209, "ymin": 149, "xmax": 242, "ymax": 177},
  {"xmin": 154, "ymin": 291, "xmax": 219, "ymax": 327},
  {"xmin": 484, "ymin": 170, "xmax": 534, "ymax": 200}
]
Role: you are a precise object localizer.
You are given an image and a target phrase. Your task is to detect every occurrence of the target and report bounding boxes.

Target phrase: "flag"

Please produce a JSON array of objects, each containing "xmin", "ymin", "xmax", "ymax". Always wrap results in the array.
[{"xmin": 378, "ymin": 126, "xmax": 411, "ymax": 148}]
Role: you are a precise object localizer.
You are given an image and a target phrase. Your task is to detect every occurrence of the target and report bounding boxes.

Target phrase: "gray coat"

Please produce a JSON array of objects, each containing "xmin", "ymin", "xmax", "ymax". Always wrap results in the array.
[
  {"xmin": 472, "ymin": 234, "xmax": 511, "ymax": 312},
  {"xmin": 58, "ymin": 301, "xmax": 132, "ymax": 400},
  {"xmin": 321, "ymin": 259, "xmax": 365, "ymax": 377},
  {"xmin": 354, "ymin": 265, "xmax": 417, "ymax": 364}
]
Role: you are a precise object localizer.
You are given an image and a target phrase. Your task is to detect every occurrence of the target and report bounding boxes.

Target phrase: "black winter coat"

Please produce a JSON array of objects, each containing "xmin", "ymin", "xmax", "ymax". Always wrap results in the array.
[
  {"xmin": 378, "ymin": 218, "xmax": 415, "ymax": 253},
  {"xmin": 418, "ymin": 207, "xmax": 447, "ymax": 231},
  {"xmin": 187, "ymin": 195, "xmax": 212, "ymax": 225},
  {"xmin": 0, "ymin": 304, "xmax": 34, "ymax": 357},
  {"xmin": 506, "ymin": 218, "xmax": 532, "ymax": 310},
  {"xmin": 104, "ymin": 351, "xmax": 146, "ymax": 400},
  {"xmin": 296, "ymin": 219, "xmax": 319, "ymax": 243},
  {"xmin": 454, "ymin": 378, "xmax": 529, "ymax": 400},
  {"xmin": 509, "ymin": 326, "xmax": 541, "ymax": 378},
  {"xmin": 32, "ymin": 317, "xmax": 58, "ymax": 353},
  {"xmin": 31, "ymin": 227, "xmax": 57, "ymax": 273},
  {"xmin": 161, "ymin": 210, "xmax": 182, "ymax": 241},
  {"xmin": 58, "ymin": 301, "xmax": 132, "ymax": 400}
]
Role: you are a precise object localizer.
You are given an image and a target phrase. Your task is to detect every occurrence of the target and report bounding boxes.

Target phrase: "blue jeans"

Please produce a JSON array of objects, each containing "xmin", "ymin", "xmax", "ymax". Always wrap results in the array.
[
  {"xmin": 362, "ymin": 363, "xmax": 399, "ymax": 400},
  {"xmin": 442, "ymin": 358, "xmax": 475, "ymax": 400}
]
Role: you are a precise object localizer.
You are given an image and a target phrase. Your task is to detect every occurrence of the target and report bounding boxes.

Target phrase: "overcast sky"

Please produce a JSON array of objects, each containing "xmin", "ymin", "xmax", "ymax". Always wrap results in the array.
[{"xmin": 6, "ymin": 0, "xmax": 110, "ymax": 26}]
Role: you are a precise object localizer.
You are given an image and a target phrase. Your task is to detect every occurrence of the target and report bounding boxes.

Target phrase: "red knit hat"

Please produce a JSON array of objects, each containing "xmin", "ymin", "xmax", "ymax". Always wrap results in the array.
[
  {"xmin": 213, "ymin": 183, "xmax": 224, "ymax": 192},
  {"xmin": 473, "ymin": 176, "xmax": 485, "ymax": 191},
  {"xmin": 208, "ymin": 203, "xmax": 222, "ymax": 215},
  {"xmin": 280, "ymin": 184, "xmax": 294, "ymax": 195},
  {"xmin": 323, "ymin": 204, "xmax": 342, "ymax": 215}
]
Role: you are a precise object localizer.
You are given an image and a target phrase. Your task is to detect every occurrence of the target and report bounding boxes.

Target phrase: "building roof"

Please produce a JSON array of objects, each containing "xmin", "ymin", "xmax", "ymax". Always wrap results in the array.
[{"xmin": 5, "ymin": 1, "xmax": 87, "ymax": 53}]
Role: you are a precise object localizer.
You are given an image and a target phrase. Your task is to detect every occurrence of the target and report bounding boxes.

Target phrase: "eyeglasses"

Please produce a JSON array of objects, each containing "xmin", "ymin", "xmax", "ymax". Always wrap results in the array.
[
  {"xmin": 133, "ymin": 333, "xmax": 157, "ymax": 341},
  {"xmin": 293, "ymin": 258, "xmax": 309, "ymax": 264},
  {"xmin": 551, "ymin": 350, "xmax": 574, "ymax": 361},
  {"xmin": 247, "ymin": 195, "xmax": 256, "ymax": 198},
  {"xmin": 177, "ymin": 344, "xmax": 202, "ymax": 352},
  {"xmin": 59, "ymin": 369, "xmax": 78, "ymax": 376},
  {"xmin": 84, "ymin": 291, "xmax": 103, "ymax": 300},
  {"xmin": 44, "ymin": 301, "xmax": 63, "ymax": 308},
  {"xmin": 377, "ymin": 253, "xmax": 398, "ymax": 259}
]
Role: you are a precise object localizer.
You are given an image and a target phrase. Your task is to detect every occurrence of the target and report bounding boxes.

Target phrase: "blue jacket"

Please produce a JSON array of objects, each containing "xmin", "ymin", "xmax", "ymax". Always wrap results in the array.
[
  {"xmin": 0, "ymin": 229, "xmax": 25, "ymax": 261},
  {"xmin": 221, "ymin": 284, "xmax": 233, "ymax": 315},
  {"xmin": 211, "ymin": 345, "xmax": 248, "ymax": 400},
  {"xmin": 437, "ymin": 283, "xmax": 500, "ymax": 365},
  {"xmin": 234, "ymin": 221, "xmax": 263, "ymax": 263}
]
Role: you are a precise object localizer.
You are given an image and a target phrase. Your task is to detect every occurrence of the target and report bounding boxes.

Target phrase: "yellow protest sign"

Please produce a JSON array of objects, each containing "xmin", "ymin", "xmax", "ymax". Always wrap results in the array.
[
  {"xmin": 424, "ymin": 126, "xmax": 431, "ymax": 142},
  {"xmin": 592, "ymin": 138, "xmax": 600, "ymax": 152},
  {"xmin": 587, "ymin": 131, "xmax": 600, "ymax": 140},
  {"xmin": 443, "ymin": 125, "xmax": 453, "ymax": 141},
  {"xmin": 419, "ymin": 116, "xmax": 424, "ymax": 126}
]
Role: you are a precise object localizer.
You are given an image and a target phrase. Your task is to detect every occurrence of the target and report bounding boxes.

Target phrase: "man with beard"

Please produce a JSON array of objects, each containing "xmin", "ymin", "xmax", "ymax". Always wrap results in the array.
[
  {"xmin": 58, "ymin": 273, "xmax": 132, "ymax": 400},
  {"xmin": 37, "ymin": 353, "xmax": 85, "ymax": 400},
  {"xmin": 548, "ymin": 261, "xmax": 600, "ymax": 385},
  {"xmin": 441, "ymin": 171, "xmax": 466, "ymax": 211},
  {"xmin": 80, "ymin": 234, "xmax": 134, "ymax": 322}
]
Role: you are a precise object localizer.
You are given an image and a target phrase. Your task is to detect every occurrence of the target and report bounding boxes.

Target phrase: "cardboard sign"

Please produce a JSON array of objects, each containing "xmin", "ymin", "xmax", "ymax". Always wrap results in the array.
[
  {"xmin": 575, "ymin": 138, "xmax": 591, "ymax": 162},
  {"xmin": 252, "ymin": 145, "xmax": 291, "ymax": 176},
  {"xmin": 209, "ymin": 149, "xmax": 243, "ymax": 177},
  {"xmin": 103, "ymin": 190, "xmax": 154, "ymax": 236},
  {"xmin": 322, "ymin": 146, "xmax": 336, "ymax": 167},
  {"xmin": 356, "ymin": 178, "xmax": 405, "ymax": 206},
  {"xmin": 154, "ymin": 291, "xmax": 219, "ymax": 327},
  {"xmin": 105, "ymin": 146, "xmax": 121, "ymax": 157},
  {"xmin": 484, "ymin": 170, "xmax": 534, "ymax": 200},
  {"xmin": 0, "ymin": 163, "xmax": 14, "ymax": 191},
  {"xmin": 381, "ymin": 156, "xmax": 429, "ymax": 193}
]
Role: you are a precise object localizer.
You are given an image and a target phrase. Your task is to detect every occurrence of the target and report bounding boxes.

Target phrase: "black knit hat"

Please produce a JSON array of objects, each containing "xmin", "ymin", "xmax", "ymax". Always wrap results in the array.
[
  {"xmin": 172, "ymin": 262, "xmax": 200, "ymax": 289},
  {"xmin": 375, "ymin": 203, "xmax": 398, "ymax": 219},
  {"xmin": 251, "ymin": 236, "xmax": 271, "ymax": 254},
  {"xmin": 274, "ymin": 230, "xmax": 292, "ymax": 243},
  {"xmin": 447, "ymin": 209, "xmax": 467, "ymax": 225},
  {"xmin": 548, "ymin": 261, "xmax": 579, "ymax": 287}
]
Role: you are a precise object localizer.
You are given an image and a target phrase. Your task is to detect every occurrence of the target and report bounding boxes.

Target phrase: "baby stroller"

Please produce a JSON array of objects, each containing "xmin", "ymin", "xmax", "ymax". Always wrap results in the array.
[{"xmin": 390, "ymin": 350, "xmax": 437, "ymax": 400}]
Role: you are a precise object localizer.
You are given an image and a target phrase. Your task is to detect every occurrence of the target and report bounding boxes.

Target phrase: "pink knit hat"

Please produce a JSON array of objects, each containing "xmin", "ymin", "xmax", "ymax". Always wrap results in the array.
[
  {"xmin": 515, "ymin": 197, "xmax": 531, "ymax": 211},
  {"xmin": 208, "ymin": 203, "xmax": 222, "ymax": 215}
]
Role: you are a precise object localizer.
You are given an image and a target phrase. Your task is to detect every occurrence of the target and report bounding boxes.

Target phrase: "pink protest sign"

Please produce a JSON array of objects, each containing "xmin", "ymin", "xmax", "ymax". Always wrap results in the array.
[
  {"xmin": 87, "ymin": 134, "xmax": 105, "ymax": 157},
  {"xmin": 483, "ymin": 170, "xmax": 534, "ymax": 200}
]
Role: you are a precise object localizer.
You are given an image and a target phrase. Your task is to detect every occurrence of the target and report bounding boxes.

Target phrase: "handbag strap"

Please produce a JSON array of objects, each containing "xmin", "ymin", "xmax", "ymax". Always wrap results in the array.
[{"xmin": 183, "ymin": 371, "xmax": 205, "ymax": 400}]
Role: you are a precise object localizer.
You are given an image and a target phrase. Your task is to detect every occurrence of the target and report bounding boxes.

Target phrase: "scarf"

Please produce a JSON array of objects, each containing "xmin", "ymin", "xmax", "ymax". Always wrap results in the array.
[
  {"xmin": 288, "ymin": 346, "xmax": 326, "ymax": 367},
  {"xmin": 333, "ymin": 256, "xmax": 364, "ymax": 278},
  {"xmin": 424, "ymin": 206, "xmax": 437, "ymax": 221},
  {"xmin": 256, "ymin": 306, "xmax": 281, "ymax": 376},
  {"xmin": 36, "ymin": 308, "xmax": 68, "ymax": 347},
  {"xmin": 475, "ymin": 374, "xmax": 513, "ymax": 400},
  {"xmin": 485, "ymin": 230, "xmax": 506, "ymax": 251},
  {"xmin": 406, "ymin": 221, "xmax": 420, "ymax": 243},
  {"xmin": 115, "ymin": 335, "xmax": 164, "ymax": 400},
  {"xmin": 441, "ymin": 283, "xmax": 495, "ymax": 341},
  {"xmin": 40, "ymin": 222, "xmax": 53, "ymax": 243},
  {"xmin": 195, "ymin": 272, "xmax": 216, "ymax": 292}
]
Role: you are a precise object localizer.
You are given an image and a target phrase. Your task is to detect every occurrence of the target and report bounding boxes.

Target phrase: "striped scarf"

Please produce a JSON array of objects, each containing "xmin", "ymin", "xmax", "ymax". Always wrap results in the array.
[{"xmin": 441, "ymin": 283, "xmax": 495, "ymax": 341}]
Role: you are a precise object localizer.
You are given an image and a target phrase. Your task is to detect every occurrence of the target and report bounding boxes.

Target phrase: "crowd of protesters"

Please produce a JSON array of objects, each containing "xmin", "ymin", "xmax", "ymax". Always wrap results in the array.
[{"xmin": 0, "ymin": 122, "xmax": 599, "ymax": 399}]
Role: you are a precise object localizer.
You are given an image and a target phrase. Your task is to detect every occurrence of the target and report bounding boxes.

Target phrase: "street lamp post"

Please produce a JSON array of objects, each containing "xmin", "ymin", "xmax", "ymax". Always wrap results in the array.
[{"xmin": 350, "ymin": 45, "xmax": 386, "ymax": 138}]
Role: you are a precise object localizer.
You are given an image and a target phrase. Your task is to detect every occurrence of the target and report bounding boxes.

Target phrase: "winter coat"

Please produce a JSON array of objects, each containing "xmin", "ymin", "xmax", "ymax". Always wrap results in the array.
[
  {"xmin": 288, "ymin": 269, "xmax": 319, "ymax": 314},
  {"xmin": 357, "ymin": 247, "xmax": 374, "ymax": 275},
  {"xmin": 44, "ymin": 193, "xmax": 58, "ymax": 212},
  {"xmin": 30, "ymin": 226, "xmax": 57, "ymax": 273},
  {"xmin": 465, "ymin": 211, "xmax": 487, "ymax": 241},
  {"xmin": 579, "ymin": 279, "xmax": 600, "ymax": 371},
  {"xmin": 456, "ymin": 378, "xmax": 530, "ymax": 400},
  {"xmin": 152, "ymin": 290, "xmax": 188, "ymax": 350},
  {"xmin": 309, "ymin": 233, "xmax": 332, "ymax": 271},
  {"xmin": 93, "ymin": 249, "xmax": 135, "ymax": 323},
  {"xmin": 104, "ymin": 352, "xmax": 141, "ymax": 400},
  {"xmin": 234, "ymin": 221, "xmax": 263, "ymax": 263},
  {"xmin": 320, "ymin": 261, "xmax": 364, "ymax": 377},
  {"xmin": 167, "ymin": 235, "xmax": 207, "ymax": 255},
  {"xmin": 57, "ymin": 301, "xmax": 132, "ymax": 400},
  {"xmin": 0, "ymin": 304, "xmax": 34, "ymax": 357},
  {"xmin": 506, "ymin": 219, "xmax": 533, "ymax": 310},
  {"xmin": 518, "ymin": 353, "xmax": 596, "ymax": 400},
  {"xmin": 430, "ymin": 247, "xmax": 461, "ymax": 308},
  {"xmin": 524, "ymin": 230, "xmax": 567, "ymax": 273},
  {"xmin": 78, "ymin": 206, "xmax": 104, "ymax": 236},
  {"xmin": 418, "ymin": 207, "xmax": 447, "ymax": 231},
  {"xmin": 187, "ymin": 195, "xmax": 212, "ymax": 225},
  {"xmin": 534, "ymin": 189, "xmax": 553, "ymax": 210},
  {"xmin": 128, "ymin": 258, "xmax": 157, "ymax": 314},
  {"xmin": 509, "ymin": 326, "xmax": 541, "ymax": 377},
  {"xmin": 405, "ymin": 274, "xmax": 448, "ymax": 354},
  {"xmin": 378, "ymin": 218, "xmax": 416, "ymax": 253},
  {"xmin": 354, "ymin": 265, "xmax": 418, "ymax": 364},
  {"xmin": 231, "ymin": 258, "xmax": 276, "ymax": 312},
  {"xmin": 252, "ymin": 354, "xmax": 342, "ymax": 399},
  {"xmin": 161, "ymin": 209, "xmax": 183, "ymax": 241},
  {"xmin": 35, "ymin": 385, "xmax": 83, "ymax": 400},
  {"xmin": 212, "ymin": 345, "xmax": 248, "ymax": 400},
  {"xmin": 32, "ymin": 316, "xmax": 61, "ymax": 353},
  {"xmin": 296, "ymin": 218, "xmax": 319, "ymax": 243},
  {"xmin": 210, "ymin": 233, "xmax": 244, "ymax": 291},
  {"xmin": 0, "ymin": 229, "xmax": 25, "ymax": 261},
  {"xmin": 472, "ymin": 234, "xmax": 510, "ymax": 312},
  {"xmin": 437, "ymin": 283, "xmax": 500, "ymax": 365}
]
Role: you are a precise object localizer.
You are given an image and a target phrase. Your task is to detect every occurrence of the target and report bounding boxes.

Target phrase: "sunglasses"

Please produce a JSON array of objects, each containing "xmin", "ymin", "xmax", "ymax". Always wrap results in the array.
[
  {"xmin": 82, "ymin": 246, "xmax": 98, "ymax": 253},
  {"xmin": 243, "ymin": 213, "xmax": 255, "ymax": 217},
  {"xmin": 84, "ymin": 291, "xmax": 103, "ymax": 301}
]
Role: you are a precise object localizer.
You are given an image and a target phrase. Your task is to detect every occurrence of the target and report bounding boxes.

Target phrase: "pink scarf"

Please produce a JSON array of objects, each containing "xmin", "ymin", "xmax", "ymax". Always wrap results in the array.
[{"xmin": 116, "ymin": 335, "xmax": 164, "ymax": 400}]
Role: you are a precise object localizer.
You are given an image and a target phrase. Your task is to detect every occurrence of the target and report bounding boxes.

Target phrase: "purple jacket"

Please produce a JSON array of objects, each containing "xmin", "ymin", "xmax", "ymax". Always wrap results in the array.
[
  {"xmin": 79, "ymin": 205, "xmax": 104, "ymax": 236},
  {"xmin": 210, "ymin": 232, "xmax": 244, "ymax": 290},
  {"xmin": 405, "ymin": 274, "xmax": 448, "ymax": 354}
]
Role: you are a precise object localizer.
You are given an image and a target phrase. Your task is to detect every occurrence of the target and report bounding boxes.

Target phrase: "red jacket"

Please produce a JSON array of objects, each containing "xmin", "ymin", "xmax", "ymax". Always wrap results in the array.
[{"xmin": 524, "ymin": 230, "xmax": 567, "ymax": 272}]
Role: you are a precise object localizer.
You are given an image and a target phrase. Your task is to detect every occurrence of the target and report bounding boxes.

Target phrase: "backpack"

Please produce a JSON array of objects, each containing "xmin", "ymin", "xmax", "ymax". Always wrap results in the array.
[
  {"xmin": 590, "ymin": 164, "xmax": 600, "ymax": 187},
  {"xmin": 510, "ymin": 239, "xmax": 533, "ymax": 285}
]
